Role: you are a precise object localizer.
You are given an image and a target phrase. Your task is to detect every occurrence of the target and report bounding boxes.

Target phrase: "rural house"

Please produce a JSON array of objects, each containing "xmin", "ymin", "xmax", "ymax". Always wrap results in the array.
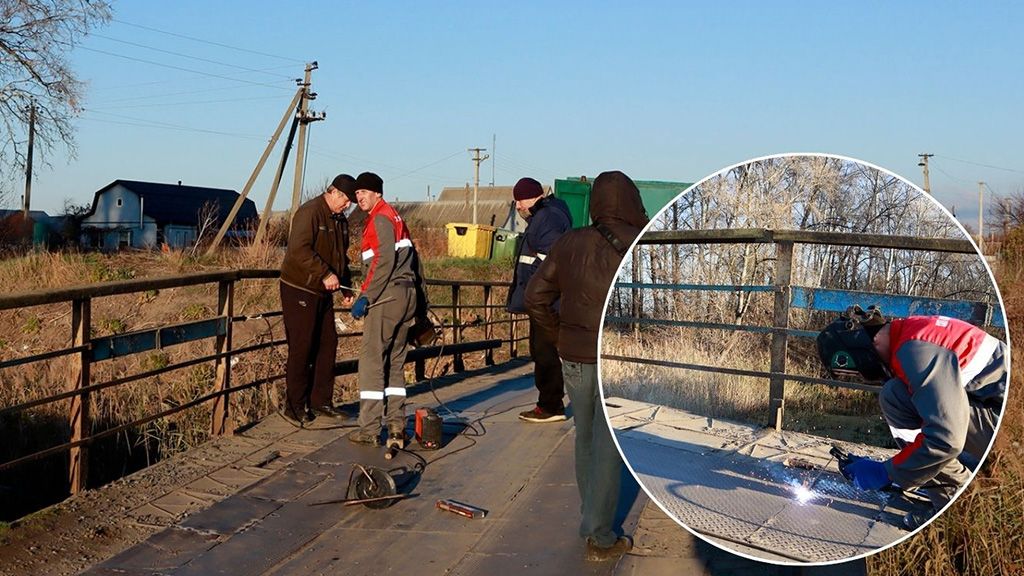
[{"xmin": 81, "ymin": 180, "xmax": 258, "ymax": 250}]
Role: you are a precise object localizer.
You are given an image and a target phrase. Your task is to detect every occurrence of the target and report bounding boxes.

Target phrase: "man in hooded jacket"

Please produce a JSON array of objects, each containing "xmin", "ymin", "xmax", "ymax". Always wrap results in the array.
[{"xmin": 525, "ymin": 170, "xmax": 648, "ymax": 562}]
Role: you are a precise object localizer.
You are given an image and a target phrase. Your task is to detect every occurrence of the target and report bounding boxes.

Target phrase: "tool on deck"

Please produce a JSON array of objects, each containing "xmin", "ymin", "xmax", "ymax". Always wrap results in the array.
[
  {"xmin": 436, "ymin": 499, "xmax": 487, "ymax": 519},
  {"xmin": 310, "ymin": 464, "xmax": 404, "ymax": 509}
]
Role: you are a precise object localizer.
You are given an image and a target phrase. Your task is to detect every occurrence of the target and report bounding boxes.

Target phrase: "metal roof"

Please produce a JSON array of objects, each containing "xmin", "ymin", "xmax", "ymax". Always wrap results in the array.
[{"xmin": 85, "ymin": 180, "xmax": 259, "ymax": 227}]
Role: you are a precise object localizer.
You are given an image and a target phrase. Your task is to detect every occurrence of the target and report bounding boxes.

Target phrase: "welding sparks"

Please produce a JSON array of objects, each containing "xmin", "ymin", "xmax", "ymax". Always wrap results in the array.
[{"xmin": 790, "ymin": 480, "xmax": 816, "ymax": 504}]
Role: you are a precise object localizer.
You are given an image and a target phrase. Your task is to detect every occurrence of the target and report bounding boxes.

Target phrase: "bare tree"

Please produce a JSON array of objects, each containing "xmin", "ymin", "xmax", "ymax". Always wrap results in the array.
[
  {"xmin": 190, "ymin": 201, "xmax": 219, "ymax": 257},
  {"xmin": 0, "ymin": 0, "xmax": 112, "ymax": 179}
]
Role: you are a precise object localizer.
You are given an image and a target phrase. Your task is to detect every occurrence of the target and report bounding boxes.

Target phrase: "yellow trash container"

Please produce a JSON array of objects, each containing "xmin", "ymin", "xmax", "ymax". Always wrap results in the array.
[{"xmin": 445, "ymin": 223, "xmax": 496, "ymax": 258}]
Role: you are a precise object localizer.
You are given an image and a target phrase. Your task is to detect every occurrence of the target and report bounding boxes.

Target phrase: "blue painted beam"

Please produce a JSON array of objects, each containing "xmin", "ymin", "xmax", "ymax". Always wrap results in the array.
[
  {"xmin": 92, "ymin": 318, "xmax": 228, "ymax": 361},
  {"xmin": 790, "ymin": 287, "xmax": 1003, "ymax": 328}
]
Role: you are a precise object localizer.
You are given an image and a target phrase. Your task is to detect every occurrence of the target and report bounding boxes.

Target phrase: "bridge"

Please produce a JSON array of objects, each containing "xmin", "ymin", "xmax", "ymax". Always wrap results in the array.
[{"xmin": 0, "ymin": 268, "xmax": 864, "ymax": 575}]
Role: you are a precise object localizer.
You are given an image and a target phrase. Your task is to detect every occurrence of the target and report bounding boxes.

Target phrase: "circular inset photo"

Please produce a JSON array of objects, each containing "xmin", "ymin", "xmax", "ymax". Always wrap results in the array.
[{"xmin": 598, "ymin": 154, "xmax": 1010, "ymax": 565}]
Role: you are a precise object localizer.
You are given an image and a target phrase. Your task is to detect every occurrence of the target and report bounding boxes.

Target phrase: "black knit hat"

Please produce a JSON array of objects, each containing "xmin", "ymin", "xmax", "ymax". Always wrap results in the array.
[
  {"xmin": 355, "ymin": 172, "xmax": 384, "ymax": 195},
  {"xmin": 330, "ymin": 174, "xmax": 357, "ymax": 202},
  {"xmin": 513, "ymin": 177, "xmax": 544, "ymax": 201}
]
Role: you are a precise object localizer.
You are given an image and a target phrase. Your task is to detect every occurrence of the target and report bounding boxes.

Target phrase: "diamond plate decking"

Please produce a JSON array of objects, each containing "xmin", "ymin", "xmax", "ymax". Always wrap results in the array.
[{"xmin": 606, "ymin": 397, "xmax": 916, "ymax": 564}]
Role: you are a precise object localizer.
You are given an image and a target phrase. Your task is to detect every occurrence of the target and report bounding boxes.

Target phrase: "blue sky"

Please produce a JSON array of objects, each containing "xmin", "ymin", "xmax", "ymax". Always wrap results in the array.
[{"xmin": 15, "ymin": 1, "xmax": 1024, "ymax": 233}]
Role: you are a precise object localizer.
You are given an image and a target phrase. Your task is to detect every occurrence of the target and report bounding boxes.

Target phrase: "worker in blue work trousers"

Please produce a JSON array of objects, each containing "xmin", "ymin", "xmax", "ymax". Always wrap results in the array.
[
  {"xmin": 817, "ymin": 305, "xmax": 1006, "ymax": 529},
  {"xmin": 507, "ymin": 177, "xmax": 573, "ymax": 423}
]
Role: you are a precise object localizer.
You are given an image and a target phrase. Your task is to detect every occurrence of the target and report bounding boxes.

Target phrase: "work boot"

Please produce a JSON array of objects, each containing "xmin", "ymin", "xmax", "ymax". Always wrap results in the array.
[
  {"xmin": 280, "ymin": 409, "xmax": 313, "ymax": 427},
  {"xmin": 311, "ymin": 405, "xmax": 347, "ymax": 419},
  {"xmin": 585, "ymin": 536, "xmax": 633, "ymax": 562},
  {"xmin": 348, "ymin": 428, "xmax": 381, "ymax": 446},
  {"xmin": 903, "ymin": 506, "xmax": 938, "ymax": 531},
  {"xmin": 518, "ymin": 406, "xmax": 567, "ymax": 423}
]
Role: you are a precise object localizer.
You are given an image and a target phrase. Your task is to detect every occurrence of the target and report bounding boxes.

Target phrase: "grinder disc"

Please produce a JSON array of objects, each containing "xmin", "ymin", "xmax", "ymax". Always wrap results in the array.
[{"xmin": 351, "ymin": 466, "xmax": 398, "ymax": 509}]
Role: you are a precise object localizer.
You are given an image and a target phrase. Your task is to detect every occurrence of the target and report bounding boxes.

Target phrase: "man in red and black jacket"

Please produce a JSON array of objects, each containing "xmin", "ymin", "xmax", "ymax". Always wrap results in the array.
[
  {"xmin": 818, "ymin": 306, "xmax": 1006, "ymax": 528},
  {"xmin": 347, "ymin": 172, "xmax": 419, "ymax": 447}
]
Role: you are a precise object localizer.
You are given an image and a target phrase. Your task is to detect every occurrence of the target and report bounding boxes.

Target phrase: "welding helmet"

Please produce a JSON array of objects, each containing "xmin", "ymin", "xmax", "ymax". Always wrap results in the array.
[{"xmin": 816, "ymin": 305, "xmax": 889, "ymax": 382}]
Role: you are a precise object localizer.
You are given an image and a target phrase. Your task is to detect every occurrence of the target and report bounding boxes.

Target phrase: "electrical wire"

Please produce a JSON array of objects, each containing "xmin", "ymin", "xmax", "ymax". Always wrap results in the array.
[
  {"xmin": 78, "ymin": 46, "xmax": 295, "ymax": 91},
  {"xmin": 89, "ymin": 33, "xmax": 298, "ymax": 81},
  {"xmin": 935, "ymin": 155, "xmax": 1024, "ymax": 174},
  {"xmin": 113, "ymin": 18, "xmax": 306, "ymax": 63},
  {"xmin": 87, "ymin": 95, "xmax": 286, "ymax": 112}
]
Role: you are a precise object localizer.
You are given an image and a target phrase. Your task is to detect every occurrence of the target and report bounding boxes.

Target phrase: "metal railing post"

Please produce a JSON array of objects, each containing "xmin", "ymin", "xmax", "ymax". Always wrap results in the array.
[
  {"xmin": 631, "ymin": 246, "xmax": 640, "ymax": 336},
  {"xmin": 510, "ymin": 313, "xmax": 518, "ymax": 358},
  {"xmin": 68, "ymin": 297, "xmax": 91, "ymax": 494},
  {"xmin": 770, "ymin": 241, "xmax": 794, "ymax": 431},
  {"xmin": 483, "ymin": 285, "xmax": 494, "ymax": 366},
  {"xmin": 211, "ymin": 280, "xmax": 234, "ymax": 435},
  {"xmin": 452, "ymin": 284, "xmax": 464, "ymax": 372}
]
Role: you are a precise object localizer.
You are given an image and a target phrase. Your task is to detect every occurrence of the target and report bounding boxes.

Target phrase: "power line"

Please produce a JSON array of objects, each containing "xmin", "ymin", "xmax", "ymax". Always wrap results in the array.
[
  {"xmin": 82, "ymin": 110, "xmax": 266, "ymax": 140},
  {"xmin": 390, "ymin": 150, "xmax": 465, "ymax": 181},
  {"xmin": 935, "ymin": 154, "xmax": 1024, "ymax": 174},
  {"xmin": 112, "ymin": 18, "xmax": 305, "ymax": 63},
  {"xmin": 88, "ymin": 64, "xmax": 297, "ymax": 93},
  {"xmin": 95, "ymin": 79, "xmax": 289, "ymax": 105},
  {"xmin": 86, "ymin": 95, "xmax": 285, "ymax": 111},
  {"xmin": 77, "ymin": 46, "xmax": 294, "ymax": 91},
  {"xmin": 90, "ymin": 33, "xmax": 297, "ymax": 81},
  {"xmin": 307, "ymin": 149, "xmax": 458, "ymax": 185}
]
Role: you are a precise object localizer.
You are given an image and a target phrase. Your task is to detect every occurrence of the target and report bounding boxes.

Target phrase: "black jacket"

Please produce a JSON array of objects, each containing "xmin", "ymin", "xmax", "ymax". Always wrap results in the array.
[
  {"xmin": 525, "ymin": 171, "xmax": 648, "ymax": 363},
  {"xmin": 507, "ymin": 196, "xmax": 572, "ymax": 313}
]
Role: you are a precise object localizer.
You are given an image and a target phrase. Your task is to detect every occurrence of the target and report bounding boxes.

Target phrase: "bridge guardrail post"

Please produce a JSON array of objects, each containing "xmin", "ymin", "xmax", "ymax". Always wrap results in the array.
[
  {"xmin": 452, "ymin": 285, "xmax": 464, "ymax": 372},
  {"xmin": 483, "ymin": 285, "xmax": 494, "ymax": 365},
  {"xmin": 211, "ymin": 279, "xmax": 234, "ymax": 435},
  {"xmin": 68, "ymin": 297, "xmax": 91, "ymax": 494},
  {"xmin": 770, "ymin": 240, "xmax": 794, "ymax": 431}
]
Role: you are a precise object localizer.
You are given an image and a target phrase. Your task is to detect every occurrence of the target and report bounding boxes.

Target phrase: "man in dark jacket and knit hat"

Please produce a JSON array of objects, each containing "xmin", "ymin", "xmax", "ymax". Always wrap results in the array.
[
  {"xmin": 507, "ymin": 177, "xmax": 573, "ymax": 423},
  {"xmin": 278, "ymin": 174, "xmax": 356, "ymax": 426},
  {"xmin": 525, "ymin": 170, "xmax": 648, "ymax": 561}
]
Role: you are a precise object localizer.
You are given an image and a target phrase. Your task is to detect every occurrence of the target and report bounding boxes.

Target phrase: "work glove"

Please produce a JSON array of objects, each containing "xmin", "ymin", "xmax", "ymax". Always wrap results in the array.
[
  {"xmin": 844, "ymin": 457, "xmax": 890, "ymax": 491},
  {"xmin": 351, "ymin": 296, "xmax": 369, "ymax": 320}
]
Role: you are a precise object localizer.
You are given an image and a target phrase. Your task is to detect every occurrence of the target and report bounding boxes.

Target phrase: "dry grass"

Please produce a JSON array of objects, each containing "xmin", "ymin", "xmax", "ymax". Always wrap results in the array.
[
  {"xmin": 601, "ymin": 329, "xmax": 889, "ymax": 446},
  {"xmin": 867, "ymin": 267, "xmax": 1024, "ymax": 576}
]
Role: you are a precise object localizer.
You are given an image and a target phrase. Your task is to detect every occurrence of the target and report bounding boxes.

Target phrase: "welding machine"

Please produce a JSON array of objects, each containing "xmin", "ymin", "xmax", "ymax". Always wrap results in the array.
[{"xmin": 415, "ymin": 408, "xmax": 442, "ymax": 449}]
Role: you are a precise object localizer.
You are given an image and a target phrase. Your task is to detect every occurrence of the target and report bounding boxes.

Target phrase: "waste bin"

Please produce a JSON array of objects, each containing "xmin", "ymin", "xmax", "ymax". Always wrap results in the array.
[
  {"xmin": 490, "ymin": 228, "xmax": 520, "ymax": 261},
  {"xmin": 445, "ymin": 223, "xmax": 495, "ymax": 258}
]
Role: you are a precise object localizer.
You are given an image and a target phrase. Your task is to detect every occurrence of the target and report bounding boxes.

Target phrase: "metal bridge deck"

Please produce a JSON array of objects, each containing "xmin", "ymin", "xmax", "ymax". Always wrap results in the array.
[{"xmin": 606, "ymin": 397, "xmax": 915, "ymax": 564}]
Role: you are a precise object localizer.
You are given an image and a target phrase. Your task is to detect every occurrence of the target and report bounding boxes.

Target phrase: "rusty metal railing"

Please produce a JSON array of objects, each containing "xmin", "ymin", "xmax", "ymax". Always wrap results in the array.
[
  {"xmin": 0, "ymin": 270, "xmax": 527, "ymax": 494},
  {"xmin": 603, "ymin": 228, "xmax": 1001, "ymax": 430}
]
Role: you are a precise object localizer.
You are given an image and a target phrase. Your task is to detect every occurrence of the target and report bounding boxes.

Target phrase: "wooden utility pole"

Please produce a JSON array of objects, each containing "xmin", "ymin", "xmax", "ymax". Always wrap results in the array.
[
  {"xmin": 23, "ymin": 100, "xmax": 36, "ymax": 221},
  {"xmin": 254, "ymin": 115, "xmax": 299, "ymax": 245},
  {"xmin": 978, "ymin": 181, "xmax": 985, "ymax": 253},
  {"xmin": 468, "ymin": 147, "xmax": 489, "ymax": 224},
  {"xmin": 917, "ymin": 153, "xmax": 934, "ymax": 195},
  {"xmin": 290, "ymin": 62, "xmax": 325, "ymax": 224},
  {"xmin": 206, "ymin": 87, "xmax": 303, "ymax": 255}
]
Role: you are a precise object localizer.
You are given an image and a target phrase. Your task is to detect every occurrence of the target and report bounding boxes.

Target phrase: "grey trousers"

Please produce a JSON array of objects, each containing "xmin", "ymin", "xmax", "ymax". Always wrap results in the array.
[
  {"xmin": 879, "ymin": 378, "xmax": 999, "ymax": 508},
  {"xmin": 356, "ymin": 284, "xmax": 417, "ymax": 434},
  {"xmin": 563, "ymin": 360, "xmax": 622, "ymax": 548}
]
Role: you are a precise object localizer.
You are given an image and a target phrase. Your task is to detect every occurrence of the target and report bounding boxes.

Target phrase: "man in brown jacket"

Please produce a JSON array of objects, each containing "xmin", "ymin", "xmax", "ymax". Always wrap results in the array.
[
  {"xmin": 525, "ymin": 170, "xmax": 648, "ymax": 562},
  {"xmin": 278, "ymin": 174, "xmax": 356, "ymax": 426}
]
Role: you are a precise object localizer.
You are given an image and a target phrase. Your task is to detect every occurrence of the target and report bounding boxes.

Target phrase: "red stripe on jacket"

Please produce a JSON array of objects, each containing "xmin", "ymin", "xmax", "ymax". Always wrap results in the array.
[{"xmin": 360, "ymin": 199, "xmax": 411, "ymax": 293}]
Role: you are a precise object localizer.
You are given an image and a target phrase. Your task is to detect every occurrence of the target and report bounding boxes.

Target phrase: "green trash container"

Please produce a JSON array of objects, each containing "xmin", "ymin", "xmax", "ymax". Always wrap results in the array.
[{"xmin": 490, "ymin": 228, "xmax": 520, "ymax": 261}]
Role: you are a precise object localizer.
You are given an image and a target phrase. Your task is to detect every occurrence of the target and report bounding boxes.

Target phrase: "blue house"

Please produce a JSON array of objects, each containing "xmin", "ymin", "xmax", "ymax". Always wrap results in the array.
[{"xmin": 81, "ymin": 180, "xmax": 258, "ymax": 250}]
